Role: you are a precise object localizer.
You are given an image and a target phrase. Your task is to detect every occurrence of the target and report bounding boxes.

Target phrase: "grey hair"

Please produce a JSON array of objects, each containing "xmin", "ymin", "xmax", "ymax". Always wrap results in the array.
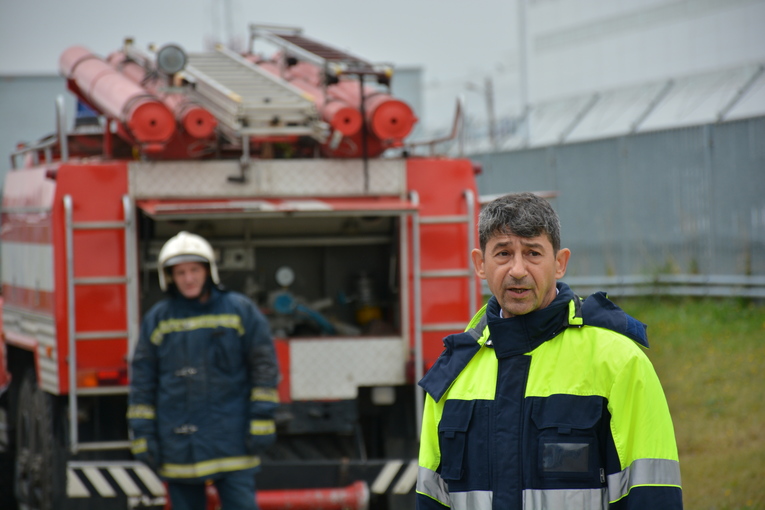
[{"xmin": 478, "ymin": 192, "xmax": 561, "ymax": 252}]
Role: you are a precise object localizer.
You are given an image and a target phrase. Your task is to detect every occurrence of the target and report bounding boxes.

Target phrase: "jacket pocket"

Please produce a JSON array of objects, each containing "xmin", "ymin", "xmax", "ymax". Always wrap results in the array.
[
  {"xmin": 437, "ymin": 399, "xmax": 475, "ymax": 481},
  {"xmin": 530, "ymin": 395, "xmax": 605, "ymax": 486}
]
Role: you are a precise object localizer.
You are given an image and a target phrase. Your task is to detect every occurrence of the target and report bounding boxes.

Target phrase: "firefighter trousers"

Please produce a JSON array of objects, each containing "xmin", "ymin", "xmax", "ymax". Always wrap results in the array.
[{"xmin": 166, "ymin": 469, "xmax": 259, "ymax": 510}]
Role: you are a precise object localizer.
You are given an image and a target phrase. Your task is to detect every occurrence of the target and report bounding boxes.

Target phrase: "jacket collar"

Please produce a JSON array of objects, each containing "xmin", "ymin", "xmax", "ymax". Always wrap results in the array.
[
  {"xmin": 170, "ymin": 282, "xmax": 223, "ymax": 309},
  {"xmin": 418, "ymin": 282, "xmax": 650, "ymax": 401},
  {"xmin": 487, "ymin": 282, "xmax": 574, "ymax": 358}
]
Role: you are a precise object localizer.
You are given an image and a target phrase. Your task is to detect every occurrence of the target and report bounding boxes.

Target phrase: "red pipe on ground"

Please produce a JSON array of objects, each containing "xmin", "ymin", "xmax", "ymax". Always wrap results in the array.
[
  {"xmin": 186, "ymin": 480, "xmax": 370, "ymax": 510},
  {"xmin": 257, "ymin": 481, "xmax": 370, "ymax": 510},
  {"xmin": 59, "ymin": 46, "xmax": 176, "ymax": 149}
]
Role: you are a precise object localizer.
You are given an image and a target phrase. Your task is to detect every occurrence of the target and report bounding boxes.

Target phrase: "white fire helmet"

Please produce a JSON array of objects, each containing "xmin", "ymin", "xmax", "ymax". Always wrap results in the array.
[{"xmin": 157, "ymin": 231, "xmax": 220, "ymax": 291}]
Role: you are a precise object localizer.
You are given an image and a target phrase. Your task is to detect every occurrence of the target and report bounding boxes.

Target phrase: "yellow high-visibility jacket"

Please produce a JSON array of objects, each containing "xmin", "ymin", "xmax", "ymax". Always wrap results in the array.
[{"xmin": 416, "ymin": 283, "xmax": 682, "ymax": 510}]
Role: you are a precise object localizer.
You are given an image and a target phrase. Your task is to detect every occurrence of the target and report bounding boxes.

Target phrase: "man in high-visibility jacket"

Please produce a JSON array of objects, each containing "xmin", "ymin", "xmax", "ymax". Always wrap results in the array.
[{"xmin": 416, "ymin": 193, "xmax": 682, "ymax": 509}]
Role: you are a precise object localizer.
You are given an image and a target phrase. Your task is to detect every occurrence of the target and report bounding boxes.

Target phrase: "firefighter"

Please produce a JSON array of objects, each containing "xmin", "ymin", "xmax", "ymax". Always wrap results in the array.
[
  {"xmin": 128, "ymin": 231, "xmax": 280, "ymax": 510},
  {"xmin": 415, "ymin": 193, "xmax": 683, "ymax": 509}
]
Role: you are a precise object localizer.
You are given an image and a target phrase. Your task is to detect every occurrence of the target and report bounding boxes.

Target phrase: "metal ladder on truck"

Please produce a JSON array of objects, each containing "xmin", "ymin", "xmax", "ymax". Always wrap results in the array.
[
  {"xmin": 64, "ymin": 194, "xmax": 138, "ymax": 454},
  {"xmin": 248, "ymin": 23, "xmax": 386, "ymax": 77},
  {"xmin": 409, "ymin": 189, "xmax": 479, "ymax": 433},
  {"xmin": 182, "ymin": 45, "xmax": 325, "ymax": 145},
  {"xmin": 63, "ymin": 195, "xmax": 166, "ymax": 501}
]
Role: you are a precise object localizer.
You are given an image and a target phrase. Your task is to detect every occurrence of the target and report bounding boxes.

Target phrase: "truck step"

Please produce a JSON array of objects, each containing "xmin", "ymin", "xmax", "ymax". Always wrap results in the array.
[{"xmin": 67, "ymin": 460, "xmax": 165, "ymax": 504}]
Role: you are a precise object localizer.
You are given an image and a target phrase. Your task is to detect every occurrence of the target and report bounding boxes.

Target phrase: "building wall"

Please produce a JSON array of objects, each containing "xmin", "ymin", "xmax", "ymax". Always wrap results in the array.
[
  {"xmin": 528, "ymin": 0, "xmax": 765, "ymax": 103},
  {"xmin": 0, "ymin": 75, "xmax": 74, "ymax": 182}
]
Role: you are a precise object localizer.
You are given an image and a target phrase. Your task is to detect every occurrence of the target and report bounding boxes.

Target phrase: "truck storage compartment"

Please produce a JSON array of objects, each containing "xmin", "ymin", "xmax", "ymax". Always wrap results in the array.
[{"xmin": 136, "ymin": 205, "xmax": 407, "ymax": 340}]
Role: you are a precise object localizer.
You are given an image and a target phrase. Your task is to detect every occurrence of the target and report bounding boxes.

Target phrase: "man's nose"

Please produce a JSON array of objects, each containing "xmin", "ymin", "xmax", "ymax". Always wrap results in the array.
[{"xmin": 507, "ymin": 255, "xmax": 527, "ymax": 279}]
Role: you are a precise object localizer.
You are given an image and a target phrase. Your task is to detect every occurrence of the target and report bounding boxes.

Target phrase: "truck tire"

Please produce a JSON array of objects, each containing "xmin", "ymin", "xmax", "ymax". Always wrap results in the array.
[
  {"xmin": 0, "ymin": 394, "xmax": 17, "ymax": 509},
  {"xmin": 14, "ymin": 369, "xmax": 67, "ymax": 510}
]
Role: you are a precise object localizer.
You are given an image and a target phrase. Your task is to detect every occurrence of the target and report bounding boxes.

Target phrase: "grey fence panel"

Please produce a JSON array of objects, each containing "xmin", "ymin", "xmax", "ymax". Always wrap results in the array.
[
  {"xmin": 472, "ymin": 116, "xmax": 765, "ymax": 296},
  {"xmin": 621, "ymin": 126, "xmax": 715, "ymax": 275},
  {"xmin": 708, "ymin": 119, "xmax": 765, "ymax": 276},
  {"xmin": 476, "ymin": 147, "xmax": 558, "ymax": 196},
  {"xmin": 552, "ymin": 138, "xmax": 627, "ymax": 278}
]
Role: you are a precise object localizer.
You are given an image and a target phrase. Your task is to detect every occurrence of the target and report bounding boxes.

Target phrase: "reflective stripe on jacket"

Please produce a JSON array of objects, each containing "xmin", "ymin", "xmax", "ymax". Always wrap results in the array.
[{"xmin": 416, "ymin": 282, "xmax": 682, "ymax": 509}]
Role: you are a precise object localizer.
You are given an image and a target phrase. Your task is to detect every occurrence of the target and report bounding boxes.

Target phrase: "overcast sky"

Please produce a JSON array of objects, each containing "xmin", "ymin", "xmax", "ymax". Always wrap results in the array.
[{"xmin": 0, "ymin": 0, "xmax": 524, "ymax": 127}]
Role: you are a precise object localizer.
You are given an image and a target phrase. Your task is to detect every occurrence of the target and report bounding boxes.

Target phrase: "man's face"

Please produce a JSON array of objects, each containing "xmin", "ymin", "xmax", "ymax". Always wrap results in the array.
[
  {"xmin": 170, "ymin": 261, "xmax": 209, "ymax": 299},
  {"xmin": 471, "ymin": 232, "xmax": 570, "ymax": 317}
]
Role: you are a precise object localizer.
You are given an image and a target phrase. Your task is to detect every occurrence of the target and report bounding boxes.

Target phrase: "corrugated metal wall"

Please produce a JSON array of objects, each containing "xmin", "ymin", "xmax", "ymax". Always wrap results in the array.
[{"xmin": 472, "ymin": 116, "xmax": 765, "ymax": 295}]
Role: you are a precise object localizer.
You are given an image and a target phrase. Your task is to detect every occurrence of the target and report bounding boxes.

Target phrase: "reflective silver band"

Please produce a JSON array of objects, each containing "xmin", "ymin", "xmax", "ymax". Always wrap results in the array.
[
  {"xmin": 450, "ymin": 490, "xmax": 493, "ymax": 510},
  {"xmin": 416, "ymin": 466, "xmax": 450, "ymax": 507},
  {"xmin": 417, "ymin": 459, "xmax": 680, "ymax": 509},
  {"xmin": 523, "ymin": 488, "xmax": 608, "ymax": 510},
  {"xmin": 608, "ymin": 458, "xmax": 682, "ymax": 502}
]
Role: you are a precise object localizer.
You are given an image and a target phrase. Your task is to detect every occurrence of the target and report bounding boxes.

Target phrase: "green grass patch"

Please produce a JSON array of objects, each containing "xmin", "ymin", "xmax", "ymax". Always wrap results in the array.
[{"xmin": 616, "ymin": 297, "xmax": 765, "ymax": 510}]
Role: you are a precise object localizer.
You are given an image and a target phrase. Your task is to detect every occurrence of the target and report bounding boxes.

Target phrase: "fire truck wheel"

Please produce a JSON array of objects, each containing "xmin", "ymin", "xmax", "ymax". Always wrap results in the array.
[
  {"xmin": 14, "ymin": 369, "xmax": 67, "ymax": 510},
  {"xmin": 0, "ymin": 392, "xmax": 16, "ymax": 509}
]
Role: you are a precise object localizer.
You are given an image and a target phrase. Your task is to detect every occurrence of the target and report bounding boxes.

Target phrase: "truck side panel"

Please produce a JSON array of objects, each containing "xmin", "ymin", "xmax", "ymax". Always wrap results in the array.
[
  {"xmin": 1, "ymin": 167, "xmax": 57, "ymax": 391},
  {"xmin": 52, "ymin": 162, "xmax": 130, "ymax": 394},
  {"xmin": 405, "ymin": 158, "xmax": 481, "ymax": 367}
]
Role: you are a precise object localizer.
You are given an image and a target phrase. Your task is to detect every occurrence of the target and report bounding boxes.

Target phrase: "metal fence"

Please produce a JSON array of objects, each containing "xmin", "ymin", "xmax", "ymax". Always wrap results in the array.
[{"xmin": 471, "ymin": 116, "xmax": 765, "ymax": 298}]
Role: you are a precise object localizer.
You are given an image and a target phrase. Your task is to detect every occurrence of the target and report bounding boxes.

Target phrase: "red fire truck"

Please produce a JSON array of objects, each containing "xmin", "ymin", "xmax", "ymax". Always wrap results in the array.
[{"xmin": 0, "ymin": 25, "xmax": 480, "ymax": 510}]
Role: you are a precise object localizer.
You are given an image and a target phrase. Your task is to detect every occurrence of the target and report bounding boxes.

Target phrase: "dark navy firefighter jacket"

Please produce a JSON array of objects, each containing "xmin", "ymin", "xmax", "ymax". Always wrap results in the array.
[{"xmin": 128, "ymin": 286, "xmax": 280, "ymax": 482}]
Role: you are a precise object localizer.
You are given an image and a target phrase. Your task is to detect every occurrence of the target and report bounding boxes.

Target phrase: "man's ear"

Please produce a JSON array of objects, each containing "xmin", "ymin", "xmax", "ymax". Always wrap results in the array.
[
  {"xmin": 555, "ymin": 248, "xmax": 571, "ymax": 279},
  {"xmin": 471, "ymin": 248, "xmax": 486, "ymax": 279}
]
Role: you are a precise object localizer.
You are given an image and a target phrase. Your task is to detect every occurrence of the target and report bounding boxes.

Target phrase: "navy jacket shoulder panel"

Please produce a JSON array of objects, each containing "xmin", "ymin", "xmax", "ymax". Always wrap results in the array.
[
  {"xmin": 580, "ymin": 291, "xmax": 649, "ymax": 347},
  {"xmin": 418, "ymin": 316, "xmax": 487, "ymax": 402}
]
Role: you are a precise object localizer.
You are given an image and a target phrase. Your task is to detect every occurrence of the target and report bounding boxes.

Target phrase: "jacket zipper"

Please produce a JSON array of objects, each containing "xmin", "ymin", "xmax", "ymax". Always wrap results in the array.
[
  {"xmin": 487, "ymin": 403, "xmax": 493, "ymax": 490},
  {"xmin": 518, "ymin": 356, "xmax": 531, "ymax": 509}
]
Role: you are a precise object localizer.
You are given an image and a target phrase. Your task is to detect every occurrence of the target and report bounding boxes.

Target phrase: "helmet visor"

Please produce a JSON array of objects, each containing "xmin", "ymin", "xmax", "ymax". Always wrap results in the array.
[{"xmin": 163, "ymin": 254, "xmax": 209, "ymax": 268}]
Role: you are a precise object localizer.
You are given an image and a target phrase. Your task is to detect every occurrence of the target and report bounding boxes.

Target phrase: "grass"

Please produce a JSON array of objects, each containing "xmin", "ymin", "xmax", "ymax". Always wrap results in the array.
[{"xmin": 616, "ymin": 297, "xmax": 765, "ymax": 510}]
